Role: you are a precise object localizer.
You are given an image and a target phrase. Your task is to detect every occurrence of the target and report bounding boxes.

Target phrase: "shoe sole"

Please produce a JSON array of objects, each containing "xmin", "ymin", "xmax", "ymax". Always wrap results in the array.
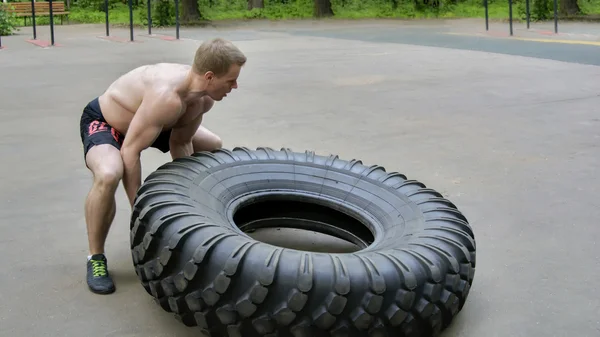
[{"xmin": 88, "ymin": 285, "xmax": 116, "ymax": 294}]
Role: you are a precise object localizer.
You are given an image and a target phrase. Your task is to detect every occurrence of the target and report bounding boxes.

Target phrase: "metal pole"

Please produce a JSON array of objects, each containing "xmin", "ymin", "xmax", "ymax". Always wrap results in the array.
[
  {"xmin": 484, "ymin": 0, "xmax": 488, "ymax": 31},
  {"xmin": 147, "ymin": 0, "xmax": 151, "ymax": 35},
  {"xmin": 175, "ymin": 0, "xmax": 179, "ymax": 39},
  {"xmin": 526, "ymin": 0, "xmax": 530, "ymax": 29},
  {"xmin": 49, "ymin": 0, "xmax": 55, "ymax": 45},
  {"xmin": 553, "ymin": 0, "xmax": 558, "ymax": 33},
  {"xmin": 105, "ymin": 0, "xmax": 109, "ymax": 36},
  {"xmin": 31, "ymin": 0, "xmax": 36, "ymax": 39},
  {"xmin": 128, "ymin": 0, "xmax": 134, "ymax": 41},
  {"xmin": 508, "ymin": 0, "xmax": 513, "ymax": 36},
  {"xmin": 0, "ymin": 34, "xmax": 3, "ymax": 49}
]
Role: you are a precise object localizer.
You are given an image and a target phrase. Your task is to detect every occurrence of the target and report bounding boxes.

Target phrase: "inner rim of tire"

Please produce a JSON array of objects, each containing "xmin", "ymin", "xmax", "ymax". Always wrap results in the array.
[{"xmin": 228, "ymin": 191, "xmax": 376, "ymax": 251}]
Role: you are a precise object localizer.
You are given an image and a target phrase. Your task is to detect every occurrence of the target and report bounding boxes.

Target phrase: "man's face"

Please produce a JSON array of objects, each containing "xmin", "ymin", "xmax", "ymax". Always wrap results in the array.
[{"xmin": 205, "ymin": 64, "xmax": 241, "ymax": 101}]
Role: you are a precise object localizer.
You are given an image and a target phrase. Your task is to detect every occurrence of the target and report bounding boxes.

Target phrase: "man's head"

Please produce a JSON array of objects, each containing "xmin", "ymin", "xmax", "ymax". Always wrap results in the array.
[{"xmin": 191, "ymin": 38, "xmax": 247, "ymax": 101}]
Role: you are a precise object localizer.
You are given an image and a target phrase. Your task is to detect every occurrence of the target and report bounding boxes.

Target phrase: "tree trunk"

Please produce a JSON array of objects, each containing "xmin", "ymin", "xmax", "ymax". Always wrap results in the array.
[
  {"xmin": 314, "ymin": 0, "xmax": 333, "ymax": 17},
  {"xmin": 181, "ymin": 0, "xmax": 201, "ymax": 23},
  {"xmin": 559, "ymin": 0, "xmax": 580, "ymax": 16},
  {"xmin": 248, "ymin": 0, "xmax": 264, "ymax": 10}
]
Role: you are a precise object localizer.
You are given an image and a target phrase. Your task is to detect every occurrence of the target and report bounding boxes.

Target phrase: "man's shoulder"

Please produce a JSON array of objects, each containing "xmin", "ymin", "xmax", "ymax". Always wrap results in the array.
[
  {"xmin": 121, "ymin": 63, "xmax": 188, "ymax": 79},
  {"xmin": 140, "ymin": 62, "xmax": 188, "ymax": 69},
  {"xmin": 149, "ymin": 62, "xmax": 191, "ymax": 74}
]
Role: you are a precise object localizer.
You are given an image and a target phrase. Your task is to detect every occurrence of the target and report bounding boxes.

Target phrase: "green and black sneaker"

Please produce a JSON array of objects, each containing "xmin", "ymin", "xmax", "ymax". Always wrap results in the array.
[{"xmin": 86, "ymin": 254, "xmax": 115, "ymax": 294}]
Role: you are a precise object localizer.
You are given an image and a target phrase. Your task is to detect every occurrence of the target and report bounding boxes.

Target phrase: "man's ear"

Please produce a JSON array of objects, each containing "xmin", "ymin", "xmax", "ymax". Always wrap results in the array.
[{"xmin": 204, "ymin": 71, "xmax": 214, "ymax": 81}]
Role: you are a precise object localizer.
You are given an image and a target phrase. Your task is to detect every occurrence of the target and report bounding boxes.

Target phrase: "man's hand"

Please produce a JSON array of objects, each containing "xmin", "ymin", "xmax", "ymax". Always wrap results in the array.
[
  {"xmin": 169, "ymin": 139, "xmax": 194, "ymax": 160},
  {"xmin": 121, "ymin": 92, "xmax": 183, "ymax": 208}
]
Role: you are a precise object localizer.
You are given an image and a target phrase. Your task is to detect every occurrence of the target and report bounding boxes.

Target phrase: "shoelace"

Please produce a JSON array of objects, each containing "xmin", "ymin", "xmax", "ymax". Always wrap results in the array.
[{"xmin": 91, "ymin": 260, "xmax": 108, "ymax": 277}]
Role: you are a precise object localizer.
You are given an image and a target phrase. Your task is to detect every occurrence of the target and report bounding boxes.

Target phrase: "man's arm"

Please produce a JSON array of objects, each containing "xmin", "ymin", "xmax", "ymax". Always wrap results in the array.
[
  {"xmin": 121, "ymin": 93, "xmax": 182, "ymax": 208},
  {"xmin": 169, "ymin": 98, "xmax": 213, "ymax": 160}
]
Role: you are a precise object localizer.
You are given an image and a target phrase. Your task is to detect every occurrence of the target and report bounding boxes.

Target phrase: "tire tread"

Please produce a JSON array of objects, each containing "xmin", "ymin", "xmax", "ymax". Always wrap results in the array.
[{"xmin": 129, "ymin": 147, "xmax": 476, "ymax": 337}]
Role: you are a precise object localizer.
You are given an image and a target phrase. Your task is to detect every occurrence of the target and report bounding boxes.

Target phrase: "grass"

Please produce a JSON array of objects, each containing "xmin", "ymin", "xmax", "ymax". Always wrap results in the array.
[
  {"xmin": 15, "ymin": 2, "xmax": 515, "ymax": 27},
  {"xmin": 5, "ymin": 0, "xmax": 600, "ymax": 28}
]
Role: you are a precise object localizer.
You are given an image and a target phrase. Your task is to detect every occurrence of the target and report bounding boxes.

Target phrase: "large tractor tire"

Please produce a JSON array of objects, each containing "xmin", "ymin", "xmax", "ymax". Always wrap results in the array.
[{"xmin": 130, "ymin": 147, "xmax": 476, "ymax": 337}]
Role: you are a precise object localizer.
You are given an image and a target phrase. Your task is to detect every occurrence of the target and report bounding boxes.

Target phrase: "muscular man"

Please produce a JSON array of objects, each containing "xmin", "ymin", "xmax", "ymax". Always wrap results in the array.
[{"xmin": 79, "ymin": 38, "xmax": 246, "ymax": 294}]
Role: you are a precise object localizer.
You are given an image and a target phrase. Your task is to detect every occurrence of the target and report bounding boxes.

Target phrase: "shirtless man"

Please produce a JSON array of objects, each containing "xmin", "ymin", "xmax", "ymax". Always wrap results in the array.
[{"xmin": 78, "ymin": 38, "xmax": 246, "ymax": 294}]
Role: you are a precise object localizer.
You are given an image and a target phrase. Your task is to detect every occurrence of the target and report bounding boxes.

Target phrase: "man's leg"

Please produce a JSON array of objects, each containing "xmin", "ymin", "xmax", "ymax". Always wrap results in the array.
[
  {"xmin": 84, "ymin": 144, "xmax": 123, "ymax": 294},
  {"xmin": 191, "ymin": 125, "xmax": 223, "ymax": 152}
]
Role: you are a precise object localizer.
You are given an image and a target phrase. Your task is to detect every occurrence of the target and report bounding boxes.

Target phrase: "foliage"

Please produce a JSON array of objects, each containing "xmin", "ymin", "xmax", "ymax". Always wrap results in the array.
[
  {"xmin": 152, "ymin": 0, "xmax": 176, "ymax": 26},
  {"xmin": 62, "ymin": 0, "xmax": 507, "ymax": 24},
  {"xmin": 579, "ymin": 0, "xmax": 600, "ymax": 14},
  {"xmin": 9, "ymin": 0, "xmax": 600, "ymax": 28},
  {"xmin": 0, "ymin": 4, "xmax": 18, "ymax": 36},
  {"xmin": 77, "ymin": 0, "xmax": 122, "ymax": 12},
  {"xmin": 510, "ymin": 0, "xmax": 600, "ymax": 21},
  {"xmin": 196, "ymin": 0, "xmax": 312, "ymax": 19},
  {"xmin": 512, "ymin": 0, "xmax": 553, "ymax": 21},
  {"xmin": 67, "ymin": 0, "xmax": 178, "ymax": 27}
]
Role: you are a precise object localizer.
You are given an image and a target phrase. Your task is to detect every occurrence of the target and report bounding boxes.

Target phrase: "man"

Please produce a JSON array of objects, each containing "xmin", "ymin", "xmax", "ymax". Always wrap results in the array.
[{"xmin": 79, "ymin": 38, "xmax": 246, "ymax": 294}]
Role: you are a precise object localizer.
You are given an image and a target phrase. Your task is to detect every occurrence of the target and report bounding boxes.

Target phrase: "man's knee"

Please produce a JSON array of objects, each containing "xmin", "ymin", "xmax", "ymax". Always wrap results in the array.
[
  {"xmin": 86, "ymin": 145, "xmax": 123, "ymax": 191},
  {"xmin": 93, "ymin": 165, "xmax": 123, "ymax": 192},
  {"xmin": 192, "ymin": 132, "xmax": 223, "ymax": 152},
  {"xmin": 211, "ymin": 135, "xmax": 223, "ymax": 150}
]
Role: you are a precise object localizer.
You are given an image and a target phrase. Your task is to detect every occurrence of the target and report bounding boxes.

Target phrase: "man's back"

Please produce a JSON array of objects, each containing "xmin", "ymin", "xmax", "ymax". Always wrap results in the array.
[{"xmin": 98, "ymin": 63, "xmax": 195, "ymax": 136}]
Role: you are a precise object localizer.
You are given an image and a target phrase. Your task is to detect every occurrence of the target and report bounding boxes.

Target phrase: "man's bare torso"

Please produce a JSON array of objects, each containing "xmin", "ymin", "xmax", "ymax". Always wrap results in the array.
[{"xmin": 98, "ymin": 63, "xmax": 207, "ymax": 136}]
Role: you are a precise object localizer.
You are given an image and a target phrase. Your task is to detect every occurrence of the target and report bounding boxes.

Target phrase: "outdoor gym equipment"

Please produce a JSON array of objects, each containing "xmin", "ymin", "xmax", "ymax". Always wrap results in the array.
[
  {"xmin": 103, "ymin": 0, "xmax": 181, "ymax": 41},
  {"xmin": 484, "ymin": 0, "xmax": 559, "ymax": 35},
  {"xmin": 145, "ymin": 0, "xmax": 180, "ymax": 39},
  {"xmin": 130, "ymin": 147, "xmax": 477, "ymax": 336},
  {"xmin": 18, "ymin": 0, "xmax": 59, "ymax": 46}
]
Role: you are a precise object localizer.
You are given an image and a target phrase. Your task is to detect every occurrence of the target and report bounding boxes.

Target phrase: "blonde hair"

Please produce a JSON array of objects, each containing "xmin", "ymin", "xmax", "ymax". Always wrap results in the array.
[{"xmin": 192, "ymin": 38, "xmax": 247, "ymax": 77}]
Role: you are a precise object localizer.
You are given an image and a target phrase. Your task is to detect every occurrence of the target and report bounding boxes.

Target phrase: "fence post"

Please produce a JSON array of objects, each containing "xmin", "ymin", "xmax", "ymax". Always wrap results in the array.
[
  {"xmin": 175, "ymin": 0, "xmax": 179, "ymax": 39},
  {"xmin": 49, "ymin": 0, "xmax": 55, "ymax": 45},
  {"xmin": 105, "ymin": 0, "xmax": 109, "ymax": 36},
  {"xmin": 508, "ymin": 0, "xmax": 513, "ymax": 36},
  {"xmin": 525, "ymin": 0, "xmax": 530, "ymax": 29},
  {"xmin": 31, "ymin": 0, "xmax": 37, "ymax": 39},
  {"xmin": 128, "ymin": 0, "xmax": 134, "ymax": 41},
  {"xmin": 147, "ymin": 0, "xmax": 152, "ymax": 35},
  {"xmin": 484, "ymin": 0, "xmax": 488, "ymax": 31},
  {"xmin": 553, "ymin": 0, "xmax": 558, "ymax": 33}
]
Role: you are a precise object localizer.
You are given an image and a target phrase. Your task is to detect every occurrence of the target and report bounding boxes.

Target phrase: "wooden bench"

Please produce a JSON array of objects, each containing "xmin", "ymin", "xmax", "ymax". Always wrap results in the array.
[{"xmin": 2, "ymin": 1, "xmax": 70, "ymax": 25}]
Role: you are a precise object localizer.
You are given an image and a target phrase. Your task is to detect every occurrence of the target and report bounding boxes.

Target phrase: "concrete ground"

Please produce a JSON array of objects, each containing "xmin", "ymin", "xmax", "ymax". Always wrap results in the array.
[{"xmin": 1, "ymin": 18, "xmax": 599, "ymax": 337}]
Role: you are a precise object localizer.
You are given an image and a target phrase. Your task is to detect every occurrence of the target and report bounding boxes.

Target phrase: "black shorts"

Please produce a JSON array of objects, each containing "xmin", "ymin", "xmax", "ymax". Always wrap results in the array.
[{"xmin": 79, "ymin": 97, "xmax": 172, "ymax": 159}]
